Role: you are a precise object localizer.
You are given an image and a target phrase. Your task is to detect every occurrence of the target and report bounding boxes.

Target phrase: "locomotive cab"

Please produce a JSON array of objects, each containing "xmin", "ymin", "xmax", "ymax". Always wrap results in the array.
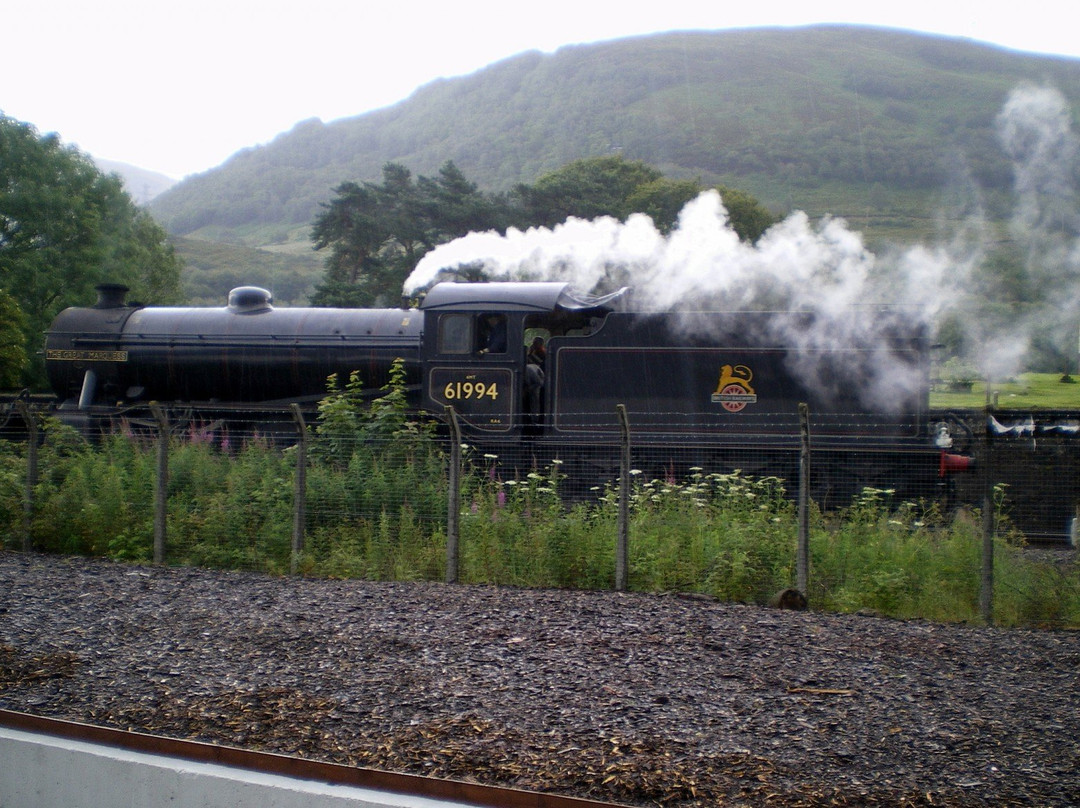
[{"xmin": 418, "ymin": 281, "xmax": 627, "ymax": 438}]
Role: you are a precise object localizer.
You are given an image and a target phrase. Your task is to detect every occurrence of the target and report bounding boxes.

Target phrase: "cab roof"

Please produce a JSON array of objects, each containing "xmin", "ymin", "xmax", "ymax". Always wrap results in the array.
[{"xmin": 418, "ymin": 281, "xmax": 629, "ymax": 313}]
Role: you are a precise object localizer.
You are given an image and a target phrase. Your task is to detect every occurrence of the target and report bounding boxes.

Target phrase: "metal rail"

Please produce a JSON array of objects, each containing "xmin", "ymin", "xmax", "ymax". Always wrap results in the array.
[{"xmin": 0, "ymin": 709, "xmax": 626, "ymax": 808}]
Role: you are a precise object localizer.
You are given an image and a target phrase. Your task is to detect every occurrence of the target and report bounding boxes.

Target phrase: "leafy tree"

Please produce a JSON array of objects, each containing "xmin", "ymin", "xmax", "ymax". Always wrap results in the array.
[
  {"xmin": 713, "ymin": 185, "xmax": 778, "ymax": 243},
  {"xmin": 515, "ymin": 156, "xmax": 777, "ymax": 240},
  {"xmin": 419, "ymin": 162, "xmax": 505, "ymax": 240},
  {"xmin": 624, "ymin": 177, "xmax": 703, "ymax": 234},
  {"xmin": 0, "ymin": 114, "xmax": 182, "ymax": 386},
  {"xmin": 378, "ymin": 163, "xmax": 436, "ymax": 282},
  {"xmin": 512, "ymin": 154, "xmax": 664, "ymax": 226},
  {"xmin": 0, "ymin": 288, "xmax": 27, "ymax": 388},
  {"xmin": 310, "ymin": 180, "xmax": 392, "ymax": 307},
  {"xmin": 100, "ymin": 205, "xmax": 184, "ymax": 304},
  {"xmin": 310, "ymin": 161, "xmax": 504, "ymax": 307}
]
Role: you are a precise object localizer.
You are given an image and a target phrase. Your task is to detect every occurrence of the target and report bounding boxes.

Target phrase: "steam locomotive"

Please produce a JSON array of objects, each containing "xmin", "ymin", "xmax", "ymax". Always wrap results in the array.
[{"xmin": 44, "ymin": 281, "xmax": 968, "ymax": 505}]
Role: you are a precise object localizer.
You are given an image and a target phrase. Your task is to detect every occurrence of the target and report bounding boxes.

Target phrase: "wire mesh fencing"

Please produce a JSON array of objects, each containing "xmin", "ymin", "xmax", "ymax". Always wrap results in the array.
[{"xmin": 2, "ymin": 400, "xmax": 1078, "ymax": 625}]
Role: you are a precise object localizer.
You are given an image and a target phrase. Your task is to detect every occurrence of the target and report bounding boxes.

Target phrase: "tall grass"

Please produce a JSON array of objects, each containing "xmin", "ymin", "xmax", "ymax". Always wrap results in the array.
[
  {"xmin": 1, "ymin": 376, "xmax": 1077, "ymax": 628},
  {"xmin": 930, "ymin": 372, "xmax": 1080, "ymax": 409}
]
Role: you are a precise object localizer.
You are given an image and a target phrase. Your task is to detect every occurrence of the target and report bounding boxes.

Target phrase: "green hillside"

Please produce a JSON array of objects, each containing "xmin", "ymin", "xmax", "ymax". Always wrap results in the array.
[
  {"xmin": 172, "ymin": 235, "xmax": 320, "ymax": 306},
  {"xmin": 150, "ymin": 25, "xmax": 1080, "ymax": 301}
]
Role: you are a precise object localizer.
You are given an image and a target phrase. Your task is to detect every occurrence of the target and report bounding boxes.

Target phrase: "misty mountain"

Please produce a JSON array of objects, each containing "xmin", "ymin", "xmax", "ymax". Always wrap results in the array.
[
  {"xmin": 94, "ymin": 158, "xmax": 177, "ymax": 205},
  {"xmin": 148, "ymin": 25, "xmax": 1080, "ymax": 302}
]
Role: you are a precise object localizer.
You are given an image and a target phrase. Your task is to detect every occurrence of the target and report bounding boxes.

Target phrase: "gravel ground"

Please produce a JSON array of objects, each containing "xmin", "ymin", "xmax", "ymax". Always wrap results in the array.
[{"xmin": 1, "ymin": 550, "xmax": 1078, "ymax": 807}]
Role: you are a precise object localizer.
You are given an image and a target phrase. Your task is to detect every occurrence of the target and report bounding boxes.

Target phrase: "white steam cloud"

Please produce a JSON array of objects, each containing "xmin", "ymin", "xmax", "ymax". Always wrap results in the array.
[
  {"xmin": 407, "ymin": 195, "xmax": 882, "ymax": 310},
  {"xmin": 404, "ymin": 83, "xmax": 1080, "ymax": 402},
  {"xmin": 997, "ymin": 84, "xmax": 1079, "ymax": 235},
  {"xmin": 989, "ymin": 85, "xmax": 1080, "ymax": 381},
  {"xmin": 408, "ymin": 196, "xmax": 955, "ymax": 410}
]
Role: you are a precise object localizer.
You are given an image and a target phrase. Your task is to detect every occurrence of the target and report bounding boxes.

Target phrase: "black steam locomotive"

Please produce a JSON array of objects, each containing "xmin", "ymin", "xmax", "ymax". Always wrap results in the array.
[{"xmin": 44, "ymin": 281, "xmax": 967, "ymax": 505}]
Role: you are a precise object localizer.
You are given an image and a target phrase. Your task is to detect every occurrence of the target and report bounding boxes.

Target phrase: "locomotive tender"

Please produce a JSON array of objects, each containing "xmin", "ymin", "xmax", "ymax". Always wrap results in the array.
[{"xmin": 45, "ymin": 281, "xmax": 963, "ymax": 503}]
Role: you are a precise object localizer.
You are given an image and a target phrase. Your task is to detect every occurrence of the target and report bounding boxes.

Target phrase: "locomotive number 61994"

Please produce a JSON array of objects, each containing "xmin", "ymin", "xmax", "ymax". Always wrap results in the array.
[{"xmin": 428, "ymin": 368, "xmax": 513, "ymax": 430}]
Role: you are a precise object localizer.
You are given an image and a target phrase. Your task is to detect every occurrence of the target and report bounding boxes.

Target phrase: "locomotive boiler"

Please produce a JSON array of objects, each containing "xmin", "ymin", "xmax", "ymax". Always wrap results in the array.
[
  {"xmin": 44, "ymin": 281, "xmax": 964, "ymax": 505},
  {"xmin": 45, "ymin": 284, "xmax": 422, "ymax": 421}
]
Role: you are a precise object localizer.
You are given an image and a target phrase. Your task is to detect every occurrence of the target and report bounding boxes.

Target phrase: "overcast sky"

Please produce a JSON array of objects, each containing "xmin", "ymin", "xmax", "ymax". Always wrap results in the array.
[{"xmin": 4, "ymin": 0, "xmax": 1080, "ymax": 180}]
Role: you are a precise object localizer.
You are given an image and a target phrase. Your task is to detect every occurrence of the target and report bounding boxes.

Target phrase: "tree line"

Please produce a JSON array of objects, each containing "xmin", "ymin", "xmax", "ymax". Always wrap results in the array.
[{"xmin": 309, "ymin": 154, "xmax": 777, "ymax": 307}]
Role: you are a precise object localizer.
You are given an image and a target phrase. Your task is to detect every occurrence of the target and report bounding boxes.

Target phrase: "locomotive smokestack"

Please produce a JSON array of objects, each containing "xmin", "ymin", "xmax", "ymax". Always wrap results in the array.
[{"xmin": 94, "ymin": 284, "xmax": 129, "ymax": 308}]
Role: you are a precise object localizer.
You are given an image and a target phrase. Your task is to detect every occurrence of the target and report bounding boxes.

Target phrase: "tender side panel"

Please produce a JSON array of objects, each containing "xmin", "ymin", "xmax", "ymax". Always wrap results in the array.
[{"xmin": 551, "ymin": 345, "xmax": 925, "ymax": 445}]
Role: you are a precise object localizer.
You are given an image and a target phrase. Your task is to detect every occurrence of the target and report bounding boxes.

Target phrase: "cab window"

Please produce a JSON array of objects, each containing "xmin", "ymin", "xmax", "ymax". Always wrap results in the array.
[
  {"xmin": 475, "ymin": 313, "xmax": 508, "ymax": 354},
  {"xmin": 438, "ymin": 314, "xmax": 472, "ymax": 354}
]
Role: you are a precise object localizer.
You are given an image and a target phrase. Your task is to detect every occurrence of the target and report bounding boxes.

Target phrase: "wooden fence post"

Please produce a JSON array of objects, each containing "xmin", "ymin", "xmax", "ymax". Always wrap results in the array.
[
  {"xmin": 980, "ymin": 405, "xmax": 995, "ymax": 624},
  {"xmin": 15, "ymin": 401, "xmax": 38, "ymax": 552},
  {"xmin": 445, "ymin": 406, "xmax": 462, "ymax": 584},
  {"xmin": 290, "ymin": 404, "xmax": 308, "ymax": 576},
  {"xmin": 797, "ymin": 403, "xmax": 811, "ymax": 598},
  {"xmin": 150, "ymin": 404, "xmax": 169, "ymax": 565},
  {"xmin": 616, "ymin": 404, "xmax": 631, "ymax": 592}
]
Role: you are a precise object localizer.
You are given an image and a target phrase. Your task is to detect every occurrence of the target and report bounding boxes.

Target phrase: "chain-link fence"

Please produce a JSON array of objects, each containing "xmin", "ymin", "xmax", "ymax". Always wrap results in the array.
[{"xmin": 2, "ymin": 400, "xmax": 1078, "ymax": 625}]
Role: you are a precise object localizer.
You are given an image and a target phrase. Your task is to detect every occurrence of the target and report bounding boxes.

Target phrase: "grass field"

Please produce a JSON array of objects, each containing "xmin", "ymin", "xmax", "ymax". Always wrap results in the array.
[{"xmin": 930, "ymin": 373, "xmax": 1080, "ymax": 410}]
